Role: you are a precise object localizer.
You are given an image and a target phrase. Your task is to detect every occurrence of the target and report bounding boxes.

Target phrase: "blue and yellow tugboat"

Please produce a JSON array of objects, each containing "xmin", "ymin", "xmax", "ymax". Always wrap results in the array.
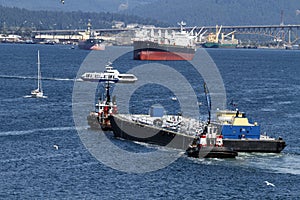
[
  {"xmin": 203, "ymin": 83, "xmax": 286, "ymax": 153},
  {"xmin": 213, "ymin": 109, "xmax": 286, "ymax": 153}
]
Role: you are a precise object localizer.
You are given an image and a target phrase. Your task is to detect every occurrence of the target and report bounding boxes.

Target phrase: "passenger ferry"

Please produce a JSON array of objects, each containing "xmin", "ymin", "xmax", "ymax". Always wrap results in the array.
[{"xmin": 80, "ymin": 63, "xmax": 137, "ymax": 83}]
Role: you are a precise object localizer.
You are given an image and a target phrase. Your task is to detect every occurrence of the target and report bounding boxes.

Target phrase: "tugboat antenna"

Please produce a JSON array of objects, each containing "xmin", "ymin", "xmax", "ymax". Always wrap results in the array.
[
  {"xmin": 105, "ymin": 81, "xmax": 111, "ymax": 104},
  {"xmin": 203, "ymin": 82, "xmax": 211, "ymax": 124}
]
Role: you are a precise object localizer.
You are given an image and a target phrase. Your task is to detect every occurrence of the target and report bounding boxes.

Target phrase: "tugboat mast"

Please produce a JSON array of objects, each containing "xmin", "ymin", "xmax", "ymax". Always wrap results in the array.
[
  {"xmin": 203, "ymin": 82, "xmax": 211, "ymax": 124},
  {"xmin": 105, "ymin": 81, "xmax": 111, "ymax": 104}
]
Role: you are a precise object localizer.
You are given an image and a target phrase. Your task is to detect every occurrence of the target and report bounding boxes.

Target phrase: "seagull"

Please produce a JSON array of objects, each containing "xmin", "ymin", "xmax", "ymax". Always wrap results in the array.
[
  {"xmin": 53, "ymin": 144, "xmax": 59, "ymax": 150},
  {"xmin": 264, "ymin": 181, "xmax": 275, "ymax": 187}
]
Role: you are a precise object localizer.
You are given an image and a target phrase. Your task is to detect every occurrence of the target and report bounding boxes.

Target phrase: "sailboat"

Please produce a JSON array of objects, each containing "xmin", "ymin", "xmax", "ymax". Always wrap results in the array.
[{"xmin": 31, "ymin": 50, "xmax": 46, "ymax": 98}]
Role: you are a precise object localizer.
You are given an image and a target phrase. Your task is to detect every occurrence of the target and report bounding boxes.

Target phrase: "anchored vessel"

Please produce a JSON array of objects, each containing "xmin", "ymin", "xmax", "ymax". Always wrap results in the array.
[
  {"xmin": 78, "ymin": 20, "xmax": 105, "ymax": 50},
  {"xmin": 133, "ymin": 21, "xmax": 196, "ymax": 60},
  {"xmin": 78, "ymin": 39, "xmax": 105, "ymax": 50},
  {"xmin": 202, "ymin": 25, "xmax": 238, "ymax": 48}
]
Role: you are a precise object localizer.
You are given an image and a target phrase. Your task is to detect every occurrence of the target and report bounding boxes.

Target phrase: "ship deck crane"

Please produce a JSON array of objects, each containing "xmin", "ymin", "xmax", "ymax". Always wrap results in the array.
[
  {"xmin": 215, "ymin": 25, "xmax": 222, "ymax": 43},
  {"xmin": 195, "ymin": 27, "xmax": 207, "ymax": 43},
  {"xmin": 221, "ymin": 30, "xmax": 236, "ymax": 43},
  {"xmin": 207, "ymin": 25, "xmax": 222, "ymax": 43}
]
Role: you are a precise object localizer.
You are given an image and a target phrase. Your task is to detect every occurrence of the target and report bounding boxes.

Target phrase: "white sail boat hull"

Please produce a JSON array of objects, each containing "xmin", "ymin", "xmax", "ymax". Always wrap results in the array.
[{"xmin": 31, "ymin": 89, "xmax": 44, "ymax": 98}]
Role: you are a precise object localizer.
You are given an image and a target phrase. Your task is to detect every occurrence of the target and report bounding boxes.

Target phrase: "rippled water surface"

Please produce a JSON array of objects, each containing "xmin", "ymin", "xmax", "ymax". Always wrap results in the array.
[{"xmin": 0, "ymin": 44, "xmax": 299, "ymax": 199}]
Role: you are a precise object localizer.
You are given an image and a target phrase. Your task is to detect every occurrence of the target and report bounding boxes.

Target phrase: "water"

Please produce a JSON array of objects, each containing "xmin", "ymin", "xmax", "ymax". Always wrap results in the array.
[{"xmin": 0, "ymin": 44, "xmax": 300, "ymax": 199}]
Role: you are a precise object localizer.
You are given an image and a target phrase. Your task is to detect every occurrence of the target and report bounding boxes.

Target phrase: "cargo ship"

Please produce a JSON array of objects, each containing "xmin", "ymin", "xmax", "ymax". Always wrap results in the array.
[
  {"xmin": 202, "ymin": 25, "xmax": 238, "ymax": 48},
  {"xmin": 78, "ymin": 20, "xmax": 105, "ymax": 50},
  {"xmin": 133, "ymin": 21, "xmax": 196, "ymax": 60},
  {"xmin": 78, "ymin": 39, "xmax": 105, "ymax": 50},
  {"xmin": 202, "ymin": 41, "xmax": 238, "ymax": 48}
]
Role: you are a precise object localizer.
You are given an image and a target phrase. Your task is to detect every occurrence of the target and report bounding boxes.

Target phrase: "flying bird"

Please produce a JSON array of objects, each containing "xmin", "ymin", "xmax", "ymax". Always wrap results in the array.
[{"xmin": 264, "ymin": 181, "xmax": 275, "ymax": 187}]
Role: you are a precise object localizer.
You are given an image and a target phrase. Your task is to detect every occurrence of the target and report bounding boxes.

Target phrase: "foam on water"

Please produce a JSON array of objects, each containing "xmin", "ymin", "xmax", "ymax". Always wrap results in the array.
[
  {"xmin": 232, "ymin": 152, "xmax": 300, "ymax": 175},
  {"xmin": 260, "ymin": 108, "xmax": 277, "ymax": 112},
  {"xmin": 0, "ymin": 74, "xmax": 75, "ymax": 82},
  {"xmin": 23, "ymin": 95, "xmax": 48, "ymax": 99},
  {"xmin": 0, "ymin": 126, "xmax": 86, "ymax": 137},
  {"xmin": 182, "ymin": 150, "xmax": 300, "ymax": 175},
  {"xmin": 277, "ymin": 101, "xmax": 293, "ymax": 105},
  {"xmin": 285, "ymin": 113, "xmax": 300, "ymax": 118}
]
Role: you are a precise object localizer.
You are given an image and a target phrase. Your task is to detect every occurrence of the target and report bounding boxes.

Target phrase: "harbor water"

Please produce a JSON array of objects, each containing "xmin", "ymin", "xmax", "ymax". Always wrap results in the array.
[{"xmin": 0, "ymin": 44, "xmax": 299, "ymax": 199}]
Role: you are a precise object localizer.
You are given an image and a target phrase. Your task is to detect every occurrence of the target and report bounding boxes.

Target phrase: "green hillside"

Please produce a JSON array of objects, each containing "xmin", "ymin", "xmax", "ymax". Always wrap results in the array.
[
  {"xmin": 1, "ymin": 0, "xmax": 300, "ymax": 36},
  {"xmin": 0, "ymin": 5, "xmax": 168, "ymax": 35}
]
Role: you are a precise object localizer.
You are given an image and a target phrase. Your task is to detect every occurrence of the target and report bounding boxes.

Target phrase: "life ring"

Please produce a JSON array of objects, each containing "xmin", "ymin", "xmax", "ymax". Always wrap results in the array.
[
  {"xmin": 113, "ymin": 107, "xmax": 118, "ymax": 114},
  {"xmin": 153, "ymin": 119, "xmax": 163, "ymax": 127}
]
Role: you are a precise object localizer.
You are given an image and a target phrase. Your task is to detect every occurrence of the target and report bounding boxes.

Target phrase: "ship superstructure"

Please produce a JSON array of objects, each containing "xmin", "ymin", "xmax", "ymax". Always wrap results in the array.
[{"xmin": 133, "ymin": 21, "xmax": 196, "ymax": 60}]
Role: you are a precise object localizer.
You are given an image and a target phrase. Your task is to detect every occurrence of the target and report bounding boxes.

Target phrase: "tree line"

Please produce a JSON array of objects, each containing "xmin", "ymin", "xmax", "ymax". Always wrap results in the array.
[{"xmin": 0, "ymin": 5, "xmax": 168, "ymax": 36}]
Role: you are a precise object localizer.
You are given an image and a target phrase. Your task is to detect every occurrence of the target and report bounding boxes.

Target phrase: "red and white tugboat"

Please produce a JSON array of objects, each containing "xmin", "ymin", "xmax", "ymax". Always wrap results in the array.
[
  {"xmin": 186, "ymin": 124, "xmax": 238, "ymax": 159},
  {"xmin": 185, "ymin": 82, "xmax": 237, "ymax": 158},
  {"xmin": 87, "ymin": 82, "xmax": 117, "ymax": 130}
]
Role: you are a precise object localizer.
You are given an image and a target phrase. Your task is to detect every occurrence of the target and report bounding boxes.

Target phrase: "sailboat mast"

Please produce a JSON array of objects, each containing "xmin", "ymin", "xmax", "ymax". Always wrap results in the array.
[{"xmin": 37, "ymin": 50, "xmax": 42, "ymax": 92}]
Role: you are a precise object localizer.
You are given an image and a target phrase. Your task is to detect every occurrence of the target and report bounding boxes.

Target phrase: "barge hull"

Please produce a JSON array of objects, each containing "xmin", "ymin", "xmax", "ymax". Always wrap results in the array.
[
  {"xmin": 223, "ymin": 139, "xmax": 286, "ymax": 153},
  {"xmin": 110, "ymin": 115, "xmax": 194, "ymax": 150}
]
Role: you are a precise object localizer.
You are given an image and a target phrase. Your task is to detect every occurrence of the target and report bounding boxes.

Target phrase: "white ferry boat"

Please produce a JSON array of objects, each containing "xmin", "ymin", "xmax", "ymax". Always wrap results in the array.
[{"xmin": 80, "ymin": 63, "xmax": 137, "ymax": 83}]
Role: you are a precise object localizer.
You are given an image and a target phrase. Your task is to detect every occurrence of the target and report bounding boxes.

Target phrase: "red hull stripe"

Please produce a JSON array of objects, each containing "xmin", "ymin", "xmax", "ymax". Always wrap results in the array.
[
  {"xmin": 90, "ymin": 44, "xmax": 105, "ymax": 50},
  {"xmin": 139, "ymin": 51, "xmax": 194, "ymax": 61}
]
